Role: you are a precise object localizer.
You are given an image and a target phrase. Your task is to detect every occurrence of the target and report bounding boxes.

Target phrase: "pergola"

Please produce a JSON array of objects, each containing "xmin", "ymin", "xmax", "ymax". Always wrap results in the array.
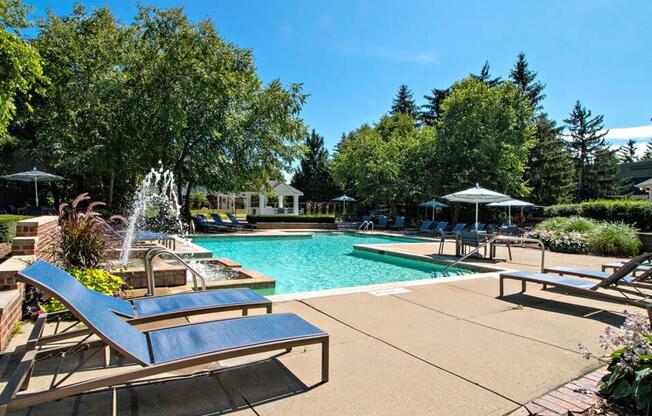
[{"xmin": 211, "ymin": 180, "xmax": 304, "ymax": 215}]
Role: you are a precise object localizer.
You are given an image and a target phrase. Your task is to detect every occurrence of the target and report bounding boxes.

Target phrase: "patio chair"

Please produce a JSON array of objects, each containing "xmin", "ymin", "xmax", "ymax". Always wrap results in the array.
[
  {"xmin": 421, "ymin": 221, "xmax": 448, "ymax": 236},
  {"xmin": 376, "ymin": 215, "xmax": 388, "ymax": 229},
  {"xmin": 210, "ymin": 213, "xmax": 242, "ymax": 230},
  {"xmin": 389, "ymin": 216, "xmax": 405, "ymax": 230},
  {"xmin": 448, "ymin": 223, "xmax": 466, "ymax": 233},
  {"xmin": 194, "ymin": 214, "xmax": 231, "ymax": 233},
  {"xmin": 0, "ymin": 261, "xmax": 329, "ymax": 415},
  {"xmin": 543, "ymin": 259, "xmax": 652, "ymax": 289},
  {"xmin": 458, "ymin": 231, "xmax": 489, "ymax": 257},
  {"xmin": 602, "ymin": 261, "xmax": 652, "ymax": 274},
  {"xmin": 472, "ymin": 223, "xmax": 486, "ymax": 231},
  {"xmin": 18, "ymin": 260, "xmax": 272, "ymax": 324},
  {"xmin": 418, "ymin": 220, "xmax": 434, "ymax": 234},
  {"xmin": 226, "ymin": 212, "xmax": 257, "ymax": 230},
  {"xmin": 498, "ymin": 253, "xmax": 652, "ymax": 321}
]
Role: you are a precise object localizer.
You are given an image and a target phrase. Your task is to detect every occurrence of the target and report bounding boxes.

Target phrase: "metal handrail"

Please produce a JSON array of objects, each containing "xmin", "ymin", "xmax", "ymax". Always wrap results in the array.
[
  {"xmin": 144, "ymin": 247, "xmax": 207, "ymax": 296},
  {"xmin": 358, "ymin": 221, "xmax": 374, "ymax": 232},
  {"xmin": 441, "ymin": 234, "xmax": 546, "ymax": 275}
]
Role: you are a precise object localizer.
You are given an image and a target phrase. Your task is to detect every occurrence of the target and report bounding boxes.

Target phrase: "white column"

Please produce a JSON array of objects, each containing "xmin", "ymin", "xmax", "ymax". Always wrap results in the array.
[
  {"xmin": 293, "ymin": 195, "xmax": 299, "ymax": 215},
  {"xmin": 278, "ymin": 195, "xmax": 284, "ymax": 208},
  {"xmin": 246, "ymin": 194, "xmax": 252, "ymax": 215}
]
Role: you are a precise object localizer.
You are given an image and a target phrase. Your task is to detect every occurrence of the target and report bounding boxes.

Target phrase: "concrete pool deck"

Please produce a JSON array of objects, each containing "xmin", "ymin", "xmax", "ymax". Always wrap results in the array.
[{"xmin": 0, "ymin": 273, "xmax": 635, "ymax": 415}]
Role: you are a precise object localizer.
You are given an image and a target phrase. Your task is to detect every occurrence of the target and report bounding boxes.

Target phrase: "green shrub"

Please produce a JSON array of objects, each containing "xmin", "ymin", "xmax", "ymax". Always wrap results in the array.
[
  {"xmin": 44, "ymin": 269, "xmax": 126, "ymax": 313},
  {"xmin": 247, "ymin": 214, "xmax": 335, "ymax": 223},
  {"xmin": 0, "ymin": 215, "xmax": 31, "ymax": 243},
  {"xmin": 545, "ymin": 199, "xmax": 652, "ymax": 230},
  {"xmin": 586, "ymin": 222, "xmax": 642, "ymax": 257},
  {"xmin": 579, "ymin": 312, "xmax": 652, "ymax": 413},
  {"xmin": 190, "ymin": 192, "xmax": 209, "ymax": 209},
  {"xmin": 534, "ymin": 216, "xmax": 641, "ymax": 256}
]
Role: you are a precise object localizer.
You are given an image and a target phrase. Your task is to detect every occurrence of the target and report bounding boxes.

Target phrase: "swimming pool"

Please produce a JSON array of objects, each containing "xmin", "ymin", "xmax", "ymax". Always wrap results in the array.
[{"xmin": 192, "ymin": 233, "xmax": 474, "ymax": 295}]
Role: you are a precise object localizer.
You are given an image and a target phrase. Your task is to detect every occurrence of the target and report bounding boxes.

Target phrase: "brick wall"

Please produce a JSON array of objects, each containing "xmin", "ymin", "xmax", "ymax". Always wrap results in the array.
[
  {"xmin": 0, "ymin": 287, "xmax": 23, "ymax": 350},
  {"xmin": 11, "ymin": 216, "xmax": 59, "ymax": 257}
]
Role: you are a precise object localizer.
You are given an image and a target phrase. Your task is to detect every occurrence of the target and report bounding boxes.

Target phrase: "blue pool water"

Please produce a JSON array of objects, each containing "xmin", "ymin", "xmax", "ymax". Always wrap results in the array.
[{"xmin": 192, "ymin": 233, "xmax": 473, "ymax": 294}]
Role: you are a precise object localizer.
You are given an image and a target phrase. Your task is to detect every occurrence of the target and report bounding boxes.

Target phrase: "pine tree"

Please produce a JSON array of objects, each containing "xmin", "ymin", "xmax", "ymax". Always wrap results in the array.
[
  {"xmin": 470, "ymin": 61, "xmax": 501, "ymax": 87},
  {"xmin": 291, "ymin": 129, "xmax": 339, "ymax": 202},
  {"xmin": 643, "ymin": 138, "xmax": 652, "ymax": 160},
  {"xmin": 509, "ymin": 52, "xmax": 546, "ymax": 111},
  {"xmin": 420, "ymin": 87, "xmax": 449, "ymax": 126},
  {"xmin": 526, "ymin": 114, "xmax": 575, "ymax": 204},
  {"xmin": 390, "ymin": 84, "xmax": 418, "ymax": 118},
  {"xmin": 564, "ymin": 101, "xmax": 610, "ymax": 201},
  {"xmin": 592, "ymin": 148, "xmax": 625, "ymax": 197},
  {"xmin": 618, "ymin": 139, "xmax": 638, "ymax": 163}
]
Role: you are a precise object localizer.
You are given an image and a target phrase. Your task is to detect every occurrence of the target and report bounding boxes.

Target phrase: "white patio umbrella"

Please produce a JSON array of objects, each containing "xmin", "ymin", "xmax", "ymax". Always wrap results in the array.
[
  {"xmin": 1, "ymin": 167, "xmax": 64, "ymax": 207},
  {"xmin": 487, "ymin": 198, "xmax": 535, "ymax": 225},
  {"xmin": 442, "ymin": 183, "xmax": 510, "ymax": 230},
  {"xmin": 331, "ymin": 195, "xmax": 356, "ymax": 215},
  {"xmin": 419, "ymin": 199, "xmax": 448, "ymax": 221}
]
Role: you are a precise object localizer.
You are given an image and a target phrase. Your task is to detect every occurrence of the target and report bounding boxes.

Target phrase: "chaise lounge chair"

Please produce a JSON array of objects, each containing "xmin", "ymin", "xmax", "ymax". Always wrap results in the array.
[
  {"xmin": 543, "ymin": 256, "xmax": 652, "ymax": 287},
  {"xmin": 376, "ymin": 215, "xmax": 388, "ymax": 230},
  {"xmin": 389, "ymin": 216, "xmax": 405, "ymax": 230},
  {"xmin": 499, "ymin": 253, "xmax": 652, "ymax": 321},
  {"xmin": 210, "ymin": 213, "xmax": 243, "ymax": 231},
  {"xmin": 0, "ymin": 261, "xmax": 329, "ymax": 415},
  {"xmin": 418, "ymin": 220, "xmax": 434, "ymax": 234},
  {"xmin": 194, "ymin": 214, "xmax": 232, "ymax": 233},
  {"xmin": 226, "ymin": 212, "xmax": 257, "ymax": 230},
  {"xmin": 19, "ymin": 260, "xmax": 272, "ymax": 324}
]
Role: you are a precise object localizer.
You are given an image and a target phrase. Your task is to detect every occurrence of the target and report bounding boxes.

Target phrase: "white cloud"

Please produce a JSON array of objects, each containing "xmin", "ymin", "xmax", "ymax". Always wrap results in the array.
[{"xmin": 602, "ymin": 125, "xmax": 652, "ymax": 140}]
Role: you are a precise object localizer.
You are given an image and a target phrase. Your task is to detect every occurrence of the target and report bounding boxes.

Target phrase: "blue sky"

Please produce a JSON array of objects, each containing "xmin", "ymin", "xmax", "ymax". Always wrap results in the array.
[{"xmin": 30, "ymin": 0, "xmax": 652, "ymax": 152}]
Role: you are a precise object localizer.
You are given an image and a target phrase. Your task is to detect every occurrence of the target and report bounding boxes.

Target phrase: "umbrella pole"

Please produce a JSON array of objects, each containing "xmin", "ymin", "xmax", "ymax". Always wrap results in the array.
[
  {"xmin": 34, "ymin": 178, "xmax": 39, "ymax": 207},
  {"xmin": 475, "ymin": 202, "xmax": 478, "ymax": 230},
  {"xmin": 508, "ymin": 206, "xmax": 512, "ymax": 225},
  {"xmin": 431, "ymin": 207, "xmax": 434, "ymax": 221},
  {"xmin": 343, "ymin": 200, "xmax": 346, "ymax": 215}
]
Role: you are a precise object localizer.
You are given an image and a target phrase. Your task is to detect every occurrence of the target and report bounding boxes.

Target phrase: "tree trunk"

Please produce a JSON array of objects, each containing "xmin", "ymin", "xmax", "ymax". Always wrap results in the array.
[
  {"xmin": 183, "ymin": 180, "xmax": 194, "ymax": 217},
  {"xmin": 107, "ymin": 170, "xmax": 115, "ymax": 208}
]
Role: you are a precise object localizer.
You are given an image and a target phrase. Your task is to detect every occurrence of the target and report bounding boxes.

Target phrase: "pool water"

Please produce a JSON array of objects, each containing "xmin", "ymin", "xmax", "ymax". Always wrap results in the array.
[{"xmin": 192, "ymin": 233, "xmax": 473, "ymax": 295}]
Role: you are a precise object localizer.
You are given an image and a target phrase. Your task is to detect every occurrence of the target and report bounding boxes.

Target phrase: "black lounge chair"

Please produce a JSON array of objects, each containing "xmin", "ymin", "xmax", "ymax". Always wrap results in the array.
[
  {"xmin": 499, "ymin": 253, "xmax": 652, "ymax": 321},
  {"xmin": 226, "ymin": 212, "xmax": 257, "ymax": 230},
  {"xmin": 0, "ymin": 262, "xmax": 329, "ymax": 415}
]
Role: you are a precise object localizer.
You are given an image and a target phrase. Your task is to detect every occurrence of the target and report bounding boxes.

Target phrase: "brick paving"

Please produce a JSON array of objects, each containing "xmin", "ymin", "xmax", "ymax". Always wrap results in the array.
[{"xmin": 508, "ymin": 367, "xmax": 607, "ymax": 415}]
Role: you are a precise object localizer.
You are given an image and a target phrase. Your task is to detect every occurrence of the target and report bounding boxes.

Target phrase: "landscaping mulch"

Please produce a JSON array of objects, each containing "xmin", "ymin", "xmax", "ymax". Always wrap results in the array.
[{"xmin": 581, "ymin": 399, "xmax": 636, "ymax": 415}]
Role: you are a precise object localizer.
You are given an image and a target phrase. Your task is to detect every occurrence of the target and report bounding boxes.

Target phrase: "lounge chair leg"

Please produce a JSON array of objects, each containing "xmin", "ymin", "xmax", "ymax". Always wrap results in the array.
[
  {"xmin": 104, "ymin": 346, "xmax": 111, "ymax": 367},
  {"xmin": 242, "ymin": 308, "xmax": 248, "ymax": 316},
  {"xmin": 521, "ymin": 280, "xmax": 526, "ymax": 293},
  {"xmin": 499, "ymin": 277, "xmax": 504, "ymax": 297},
  {"xmin": 321, "ymin": 338, "xmax": 329, "ymax": 382},
  {"xmin": 266, "ymin": 304, "xmax": 273, "ymax": 314},
  {"xmin": 648, "ymin": 308, "xmax": 652, "ymax": 326},
  {"xmin": 507, "ymin": 244, "xmax": 512, "ymax": 261}
]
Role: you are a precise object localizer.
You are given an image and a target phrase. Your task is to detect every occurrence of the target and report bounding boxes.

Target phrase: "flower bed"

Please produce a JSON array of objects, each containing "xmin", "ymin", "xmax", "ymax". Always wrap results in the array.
[
  {"xmin": 545, "ymin": 199, "xmax": 652, "ymax": 231},
  {"xmin": 527, "ymin": 216, "xmax": 641, "ymax": 256}
]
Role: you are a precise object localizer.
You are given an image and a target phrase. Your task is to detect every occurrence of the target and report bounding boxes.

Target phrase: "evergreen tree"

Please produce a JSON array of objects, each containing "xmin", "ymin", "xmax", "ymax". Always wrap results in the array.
[
  {"xmin": 509, "ymin": 52, "xmax": 545, "ymax": 111},
  {"xmin": 470, "ymin": 61, "xmax": 501, "ymax": 87},
  {"xmin": 526, "ymin": 114, "xmax": 575, "ymax": 205},
  {"xmin": 592, "ymin": 148, "xmax": 625, "ymax": 197},
  {"xmin": 291, "ymin": 129, "xmax": 339, "ymax": 202},
  {"xmin": 643, "ymin": 138, "xmax": 652, "ymax": 160},
  {"xmin": 618, "ymin": 139, "xmax": 638, "ymax": 163},
  {"xmin": 420, "ymin": 87, "xmax": 449, "ymax": 126},
  {"xmin": 390, "ymin": 84, "xmax": 418, "ymax": 118},
  {"xmin": 564, "ymin": 101, "xmax": 610, "ymax": 201}
]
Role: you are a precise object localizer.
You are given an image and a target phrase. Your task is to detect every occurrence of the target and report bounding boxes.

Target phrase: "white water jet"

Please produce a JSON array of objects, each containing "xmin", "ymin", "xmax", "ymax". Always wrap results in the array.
[{"xmin": 120, "ymin": 164, "xmax": 183, "ymax": 265}]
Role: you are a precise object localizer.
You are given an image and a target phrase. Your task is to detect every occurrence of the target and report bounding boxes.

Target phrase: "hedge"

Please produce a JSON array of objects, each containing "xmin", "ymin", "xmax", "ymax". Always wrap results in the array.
[
  {"xmin": 246, "ymin": 214, "xmax": 335, "ymax": 224},
  {"xmin": 0, "ymin": 215, "xmax": 32, "ymax": 243},
  {"xmin": 544, "ymin": 199, "xmax": 652, "ymax": 231}
]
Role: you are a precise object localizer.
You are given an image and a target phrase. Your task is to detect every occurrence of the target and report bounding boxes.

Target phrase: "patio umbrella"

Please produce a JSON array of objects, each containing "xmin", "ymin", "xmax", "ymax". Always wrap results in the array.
[
  {"xmin": 331, "ymin": 195, "xmax": 356, "ymax": 214},
  {"xmin": 487, "ymin": 198, "xmax": 535, "ymax": 225},
  {"xmin": 1, "ymin": 167, "xmax": 64, "ymax": 207},
  {"xmin": 442, "ymin": 183, "xmax": 510, "ymax": 230},
  {"xmin": 419, "ymin": 199, "xmax": 448, "ymax": 221}
]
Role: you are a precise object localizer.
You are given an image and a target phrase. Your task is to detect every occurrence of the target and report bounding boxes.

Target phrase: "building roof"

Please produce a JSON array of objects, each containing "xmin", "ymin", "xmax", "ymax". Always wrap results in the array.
[{"xmin": 265, "ymin": 180, "xmax": 303, "ymax": 196}]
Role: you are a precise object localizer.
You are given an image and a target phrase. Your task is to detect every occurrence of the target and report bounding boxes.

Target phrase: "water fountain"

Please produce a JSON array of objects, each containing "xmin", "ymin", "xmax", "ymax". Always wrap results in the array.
[{"xmin": 120, "ymin": 164, "xmax": 184, "ymax": 265}]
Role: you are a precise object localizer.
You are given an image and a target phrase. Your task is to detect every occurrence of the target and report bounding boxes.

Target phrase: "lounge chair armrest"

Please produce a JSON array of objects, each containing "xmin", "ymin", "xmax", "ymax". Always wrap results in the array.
[{"xmin": 25, "ymin": 314, "xmax": 48, "ymax": 352}]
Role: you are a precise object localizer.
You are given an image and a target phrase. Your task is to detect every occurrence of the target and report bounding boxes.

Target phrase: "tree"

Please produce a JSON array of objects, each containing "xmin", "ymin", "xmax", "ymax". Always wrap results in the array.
[
  {"xmin": 433, "ymin": 77, "xmax": 535, "ymax": 198},
  {"xmin": 332, "ymin": 113, "xmax": 426, "ymax": 213},
  {"xmin": 0, "ymin": 0, "xmax": 45, "ymax": 143},
  {"xmin": 509, "ymin": 52, "xmax": 545, "ymax": 111},
  {"xmin": 470, "ymin": 61, "xmax": 501, "ymax": 87},
  {"xmin": 592, "ymin": 148, "xmax": 625, "ymax": 197},
  {"xmin": 643, "ymin": 139, "xmax": 652, "ymax": 160},
  {"xmin": 618, "ymin": 139, "xmax": 638, "ymax": 163},
  {"xmin": 420, "ymin": 87, "xmax": 449, "ymax": 126},
  {"xmin": 291, "ymin": 129, "xmax": 339, "ymax": 202},
  {"xmin": 564, "ymin": 101, "xmax": 610, "ymax": 201},
  {"xmin": 390, "ymin": 84, "xmax": 418, "ymax": 119},
  {"xmin": 525, "ymin": 114, "xmax": 575, "ymax": 205}
]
